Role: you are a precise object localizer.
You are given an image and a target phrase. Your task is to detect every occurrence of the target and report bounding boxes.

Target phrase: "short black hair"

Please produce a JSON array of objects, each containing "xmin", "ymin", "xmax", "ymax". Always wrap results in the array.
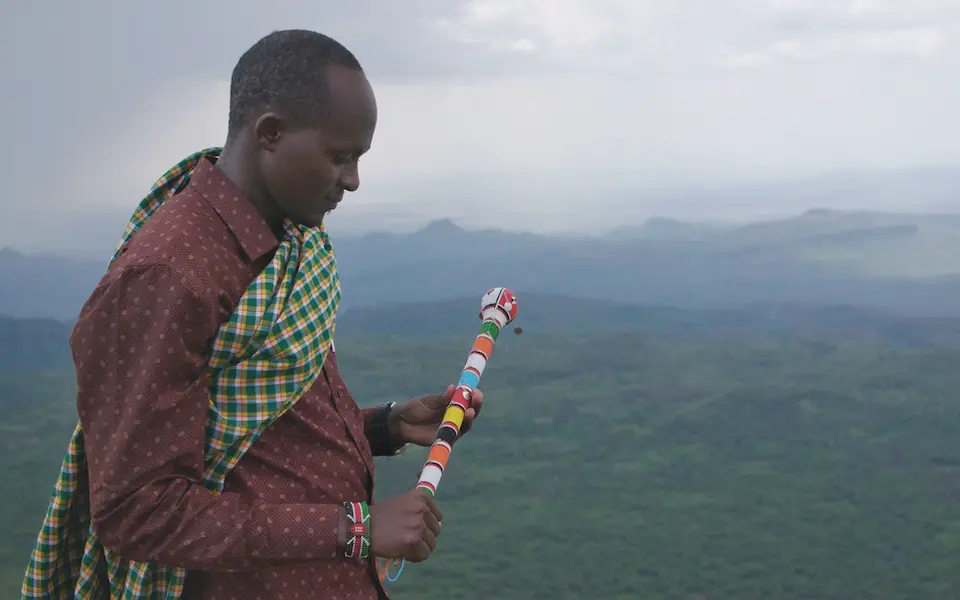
[{"xmin": 228, "ymin": 29, "xmax": 363, "ymax": 136}]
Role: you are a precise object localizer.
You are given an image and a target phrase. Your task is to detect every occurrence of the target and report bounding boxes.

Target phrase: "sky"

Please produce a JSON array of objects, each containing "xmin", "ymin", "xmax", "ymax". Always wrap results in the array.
[{"xmin": 2, "ymin": 0, "xmax": 959, "ymax": 256}]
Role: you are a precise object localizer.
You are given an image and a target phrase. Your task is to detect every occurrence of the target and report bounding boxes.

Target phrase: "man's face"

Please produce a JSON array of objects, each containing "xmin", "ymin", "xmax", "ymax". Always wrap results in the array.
[{"xmin": 258, "ymin": 66, "xmax": 378, "ymax": 227}]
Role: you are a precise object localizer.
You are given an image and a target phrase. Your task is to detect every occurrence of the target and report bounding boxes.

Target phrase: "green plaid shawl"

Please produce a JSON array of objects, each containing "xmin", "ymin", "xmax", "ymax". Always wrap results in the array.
[{"xmin": 21, "ymin": 148, "xmax": 342, "ymax": 599}]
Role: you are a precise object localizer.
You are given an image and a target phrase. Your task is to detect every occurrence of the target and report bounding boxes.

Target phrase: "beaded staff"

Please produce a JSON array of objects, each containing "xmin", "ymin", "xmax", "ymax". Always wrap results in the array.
[
  {"xmin": 378, "ymin": 287, "xmax": 519, "ymax": 583},
  {"xmin": 417, "ymin": 286, "xmax": 518, "ymax": 495}
]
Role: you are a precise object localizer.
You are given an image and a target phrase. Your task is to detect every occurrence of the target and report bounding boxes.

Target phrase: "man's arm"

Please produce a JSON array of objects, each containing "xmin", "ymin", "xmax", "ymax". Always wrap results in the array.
[
  {"xmin": 362, "ymin": 404, "xmax": 406, "ymax": 456},
  {"xmin": 75, "ymin": 263, "xmax": 350, "ymax": 571}
]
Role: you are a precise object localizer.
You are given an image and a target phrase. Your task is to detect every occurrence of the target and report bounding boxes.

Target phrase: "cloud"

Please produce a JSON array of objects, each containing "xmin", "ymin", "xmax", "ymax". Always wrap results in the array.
[
  {"xmin": 721, "ymin": 27, "xmax": 948, "ymax": 68},
  {"xmin": 61, "ymin": 52, "xmax": 960, "ymax": 237},
  {"xmin": 724, "ymin": 0, "xmax": 960, "ymax": 66},
  {"xmin": 440, "ymin": 0, "xmax": 960, "ymax": 71},
  {"xmin": 2, "ymin": 0, "xmax": 960, "ymax": 254},
  {"xmin": 435, "ymin": 1, "xmax": 732, "ymax": 72},
  {"xmin": 439, "ymin": 0, "xmax": 616, "ymax": 50}
]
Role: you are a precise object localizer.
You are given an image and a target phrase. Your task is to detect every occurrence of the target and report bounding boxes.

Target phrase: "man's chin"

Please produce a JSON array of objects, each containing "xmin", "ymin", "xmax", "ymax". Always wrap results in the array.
[
  {"xmin": 290, "ymin": 203, "xmax": 337, "ymax": 228},
  {"xmin": 289, "ymin": 213, "xmax": 325, "ymax": 228}
]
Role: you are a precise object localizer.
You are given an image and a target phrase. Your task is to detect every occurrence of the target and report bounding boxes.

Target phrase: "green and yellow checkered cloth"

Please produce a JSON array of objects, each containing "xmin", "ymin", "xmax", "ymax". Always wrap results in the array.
[{"xmin": 21, "ymin": 148, "xmax": 342, "ymax": 599}]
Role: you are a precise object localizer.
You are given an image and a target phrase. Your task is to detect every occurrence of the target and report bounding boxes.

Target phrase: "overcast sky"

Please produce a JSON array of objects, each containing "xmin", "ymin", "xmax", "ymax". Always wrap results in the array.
[{"xmin": 2, "ymin": 0, "xmax": 959, "ymax": 256}]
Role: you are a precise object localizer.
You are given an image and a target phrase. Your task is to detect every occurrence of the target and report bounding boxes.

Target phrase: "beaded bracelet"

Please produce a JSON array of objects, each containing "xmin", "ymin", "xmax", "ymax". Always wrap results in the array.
[{"xmin": 343, "ymin": 501, "xmax": 371, "ymax": 560}]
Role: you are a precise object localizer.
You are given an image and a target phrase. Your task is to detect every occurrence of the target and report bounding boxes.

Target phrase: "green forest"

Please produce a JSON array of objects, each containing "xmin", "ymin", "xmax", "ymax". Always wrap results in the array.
[{"xmin": 3, "ymin": 302, "xmax": 960, "ymax": 599}]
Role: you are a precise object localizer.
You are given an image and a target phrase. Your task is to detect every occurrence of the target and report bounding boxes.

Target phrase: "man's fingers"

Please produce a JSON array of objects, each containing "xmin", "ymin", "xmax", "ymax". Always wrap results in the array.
[
  {"xmin": 460, "ymin": 388, "xmax": 482, "ymax": 435},
  {"xmin": 471, "ymin": 389, "xmax": 483, "ymax": 418},
  {"xmin": 460, "ymin": 409, "xmax": 474, "ymax": 435},
  {"xmin": 423, "ymin": 506, "xmax": 441, "ymax": 538},
  {"xmin": 421, "ymin": 523, "xmax": 438, "ymax": 552},
  {"xmin": 420, "ymin": 491, "xmax": 443, "ymax": 523},
  {"xmin": 409, "ymin": 540, "xmax": 433, "ymax": 562}
]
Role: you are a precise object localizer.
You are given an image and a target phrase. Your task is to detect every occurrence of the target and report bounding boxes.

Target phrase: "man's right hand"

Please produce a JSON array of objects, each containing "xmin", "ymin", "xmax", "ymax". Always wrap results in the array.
[{"xmin": 369, "ymin": 490, "xmax": 443, "ymax": 562}]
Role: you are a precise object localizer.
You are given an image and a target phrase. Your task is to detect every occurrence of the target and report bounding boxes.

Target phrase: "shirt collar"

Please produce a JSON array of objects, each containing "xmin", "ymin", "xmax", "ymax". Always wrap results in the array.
[{"xmin": 187, "ymin": 156, "xmax": 279, "ymax": 262}]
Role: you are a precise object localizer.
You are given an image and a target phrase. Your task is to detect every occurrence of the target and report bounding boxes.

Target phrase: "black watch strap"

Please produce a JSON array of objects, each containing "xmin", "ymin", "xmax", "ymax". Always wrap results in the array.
[{"xmin": 369, "ymin": 401, "xmax": 405, "ymax": 456}]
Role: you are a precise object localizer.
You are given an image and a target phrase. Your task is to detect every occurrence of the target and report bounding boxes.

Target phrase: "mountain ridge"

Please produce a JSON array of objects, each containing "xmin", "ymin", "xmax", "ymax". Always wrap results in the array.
[{"xmin": 3, "ymin": 208, "xmax": 960, "ymax": 319}]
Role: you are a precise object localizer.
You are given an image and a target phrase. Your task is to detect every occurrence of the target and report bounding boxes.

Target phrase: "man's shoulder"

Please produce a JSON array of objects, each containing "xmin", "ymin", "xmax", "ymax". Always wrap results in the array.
[{"xmin": 109, "ymin": 188, "xmax": 248, "ymax": 290}]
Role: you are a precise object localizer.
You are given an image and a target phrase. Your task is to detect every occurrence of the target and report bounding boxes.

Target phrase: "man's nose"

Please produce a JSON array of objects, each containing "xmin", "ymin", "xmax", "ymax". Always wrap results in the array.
[{"xmin": 339, "ymin": 163, "xmax": 360, "ymax": 192}]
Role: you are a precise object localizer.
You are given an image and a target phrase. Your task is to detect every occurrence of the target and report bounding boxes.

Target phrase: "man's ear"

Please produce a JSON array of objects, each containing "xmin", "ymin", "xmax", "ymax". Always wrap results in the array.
[{"xmin": 254, "ymin": 112, "xmax": 285, "ymax": 151}]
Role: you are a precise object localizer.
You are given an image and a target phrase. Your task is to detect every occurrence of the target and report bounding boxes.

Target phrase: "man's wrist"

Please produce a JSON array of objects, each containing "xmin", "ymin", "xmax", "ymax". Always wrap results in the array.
[
  {"xmin": 386, "ymin": 407, "xmax": 406, "ymax": 448},
  {"xmin": 341, "ymin": 501, "xmax": 371, "ymax": 561},
  {"xmin": 368, "ymin": 402, "xmax": 408, "ymax": 456}
]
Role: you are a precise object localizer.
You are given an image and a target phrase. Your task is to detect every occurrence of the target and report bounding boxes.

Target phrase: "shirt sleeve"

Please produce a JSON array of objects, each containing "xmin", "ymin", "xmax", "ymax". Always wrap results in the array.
[
  {"xmin": 360, "ymin": 408, "xmax": 377, "ymax": 443},
  {"xmin": 361, "ymin": 409, "xmax": 375, "ymax": 425},
  {"xmin": 74, "ymin": 263, "xmax": 350, "ymax": 571}
]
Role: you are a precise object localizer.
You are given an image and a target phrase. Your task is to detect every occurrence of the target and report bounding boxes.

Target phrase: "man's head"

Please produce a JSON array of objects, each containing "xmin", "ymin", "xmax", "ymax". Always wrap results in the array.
[{"xmin": 226, "ymin": 29, "xmax": 377, "ymax": 227}]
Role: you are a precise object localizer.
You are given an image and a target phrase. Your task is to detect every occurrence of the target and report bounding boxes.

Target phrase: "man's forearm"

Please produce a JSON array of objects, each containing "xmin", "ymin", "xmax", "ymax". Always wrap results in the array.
[{"xmin": 91, "ymin": 482, "xmax": 350, "ymax": 571}]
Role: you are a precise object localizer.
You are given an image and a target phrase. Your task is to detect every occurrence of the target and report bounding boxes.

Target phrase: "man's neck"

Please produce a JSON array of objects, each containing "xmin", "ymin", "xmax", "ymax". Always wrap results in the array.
[{"xmin": 215, "ymin": 143, "xmax": 286, "ymax": 236}]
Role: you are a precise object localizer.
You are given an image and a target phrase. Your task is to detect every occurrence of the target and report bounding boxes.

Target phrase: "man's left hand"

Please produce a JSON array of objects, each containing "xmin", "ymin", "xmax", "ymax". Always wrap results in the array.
[{"xmin": 388, "ymin": 385, "xmax": 484, "ymax": 447}]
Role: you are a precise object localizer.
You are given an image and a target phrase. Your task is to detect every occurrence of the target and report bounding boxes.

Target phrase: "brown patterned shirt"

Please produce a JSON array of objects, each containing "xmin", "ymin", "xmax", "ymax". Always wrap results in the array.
[{"xmin": 71, "ymin": 157, "xmax": 388, "ymax": 599}]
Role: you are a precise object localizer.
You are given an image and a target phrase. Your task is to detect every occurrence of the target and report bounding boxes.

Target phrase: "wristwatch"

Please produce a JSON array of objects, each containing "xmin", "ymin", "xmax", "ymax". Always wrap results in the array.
[{"xmin": 370, "ymin": 401, "xmax": 408, "ymax": 456}]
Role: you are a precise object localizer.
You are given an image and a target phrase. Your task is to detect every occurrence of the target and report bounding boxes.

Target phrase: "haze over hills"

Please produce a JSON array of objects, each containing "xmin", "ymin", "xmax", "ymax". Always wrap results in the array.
[
  {"xmin": 2, "ymin": 208, "xmax": 959, "ymax": 320},
  {"xmin": 6, "ymin": 163, "xmax": 960, "ymax": 258}
]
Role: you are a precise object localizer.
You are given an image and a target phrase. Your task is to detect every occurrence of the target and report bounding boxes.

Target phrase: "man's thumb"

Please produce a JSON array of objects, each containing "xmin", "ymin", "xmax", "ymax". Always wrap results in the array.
[{"xmin": 427, "ymin": 385, "xmax": 455, "ymax": 407}]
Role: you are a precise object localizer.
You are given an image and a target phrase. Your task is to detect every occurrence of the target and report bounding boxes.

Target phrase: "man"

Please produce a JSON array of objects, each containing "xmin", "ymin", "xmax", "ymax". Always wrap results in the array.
[{"xmin": 22, "ymin": 29, "xmax": 482, "ymax": 600}]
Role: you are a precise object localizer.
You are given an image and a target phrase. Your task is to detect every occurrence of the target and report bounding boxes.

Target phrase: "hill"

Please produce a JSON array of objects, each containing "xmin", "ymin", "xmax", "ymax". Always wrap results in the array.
[
  {"xmin": 5, "ymin": 294, "xmax": 960, "ymax": 375},
  {"xmin": 2, "ymin": 301, "xmax": 960, "ymax": 598},
  {"xmin": 335, "ymin": 293, "xmax": 960, "ymax": 349},
  {"xmin": 0, "ymin": 315, "xmax": 73, "ymax": 373},
  {"xmin": 333, "ymin": 209, "xmax": 960, "ymax": 316},
  {"xmin": 0, "ymin": 248, "xmax": 107, "ymax": 320},
  {"xmin": 4, "ymin": 208, "xmax": 960, "ymax": 320}
]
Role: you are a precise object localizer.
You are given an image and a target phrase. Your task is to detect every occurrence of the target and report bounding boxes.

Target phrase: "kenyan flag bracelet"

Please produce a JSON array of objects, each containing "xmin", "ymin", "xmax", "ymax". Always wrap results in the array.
[{"xmin": 343, "ymin": 501, "xmax": 372, "ymax": 560}]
